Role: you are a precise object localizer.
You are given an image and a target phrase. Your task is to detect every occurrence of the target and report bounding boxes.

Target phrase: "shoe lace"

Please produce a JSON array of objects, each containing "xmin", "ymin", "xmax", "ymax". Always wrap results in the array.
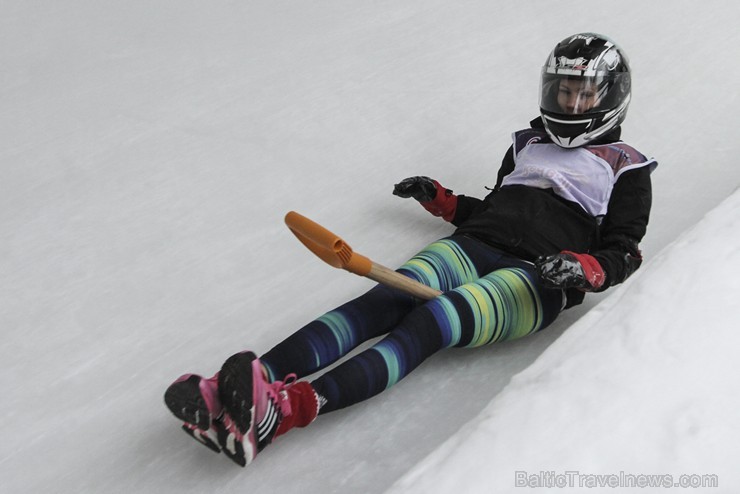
[{"xmin": 270, "ymin": 373, "xmax": 298, "ymax": 417}]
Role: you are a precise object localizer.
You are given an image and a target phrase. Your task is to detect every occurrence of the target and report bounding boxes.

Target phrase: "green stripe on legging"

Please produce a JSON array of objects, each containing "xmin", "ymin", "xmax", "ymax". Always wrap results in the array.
[
  {"xmin": 452, "ymin": 268, "xmax": 543, "ymax": 347},
  {"xmin": 376, "ymin": 267, "xmax": 545, "ymax": 389},
  {"xmin": 400, "ymin": 239, "xmax": 479, "ymax": 290},
  {"xmin": 452, "ymin": 268, "xmax": 543, "ymax": 346}
]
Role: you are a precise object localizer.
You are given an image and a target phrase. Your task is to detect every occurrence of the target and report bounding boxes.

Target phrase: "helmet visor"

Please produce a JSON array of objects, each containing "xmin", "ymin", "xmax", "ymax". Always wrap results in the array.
[{"xmin": 540, "ymin": 70, "xmax": 630, "ymax": 116}]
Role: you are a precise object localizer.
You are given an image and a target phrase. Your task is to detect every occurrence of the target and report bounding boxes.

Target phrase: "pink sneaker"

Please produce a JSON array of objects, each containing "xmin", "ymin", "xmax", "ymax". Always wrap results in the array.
[
  {"xmin": 164, "ymin": 374, "xmax": 224, "ymax": 453},
  {"xmin": 217, "ymin": 351, "xmax": 320, "ymax": 467}
]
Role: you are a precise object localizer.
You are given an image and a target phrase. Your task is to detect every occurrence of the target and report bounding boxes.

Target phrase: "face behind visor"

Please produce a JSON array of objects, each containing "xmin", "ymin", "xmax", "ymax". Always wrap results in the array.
[{"xmin": 539, "ymin": 33, "xmax": 631, "ymax": 148}]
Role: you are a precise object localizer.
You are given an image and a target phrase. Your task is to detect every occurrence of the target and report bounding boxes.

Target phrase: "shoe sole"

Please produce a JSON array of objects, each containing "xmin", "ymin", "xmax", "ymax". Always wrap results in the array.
[
  {"xmin": 218, "ymin": 351, "xmax": 258, "ymax": 466},
  {"xmin": 164, "ymin": 375, "xmax": 222, "ymax": 454},
  {"xmin": 218, "ymin": 351, "xmax": 258, "ymax": 433},
  {"xmin": 164, "ymin": 375, "xmax": 211, "ymax": 430},
  {"xmin": 181, "ymin": 423, "xmax": 222, "ymax": 453}
]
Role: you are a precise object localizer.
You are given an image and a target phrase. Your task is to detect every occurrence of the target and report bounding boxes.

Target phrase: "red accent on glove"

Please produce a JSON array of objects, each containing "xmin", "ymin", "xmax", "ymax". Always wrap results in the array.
[
  {"xmin": 420, "ymin": 180, "xmax": 458, "ymax": 222},
  {"xmin": 561, "ymin": 251, "xmax": 606, "ymax": 290},
  {"xmin": 274, "ymin": 381, "xmax": 320, "ymax": 439}
]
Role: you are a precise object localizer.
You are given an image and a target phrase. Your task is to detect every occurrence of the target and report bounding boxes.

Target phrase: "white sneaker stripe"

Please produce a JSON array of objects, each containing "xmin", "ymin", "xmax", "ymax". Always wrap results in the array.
[
  {"xmin": 257, "ymin": 401, "xmax": 277, "ymax": 438},
  {"xmin": 257, "ymin": 403, "xmax": 280, "ymax": 441}
]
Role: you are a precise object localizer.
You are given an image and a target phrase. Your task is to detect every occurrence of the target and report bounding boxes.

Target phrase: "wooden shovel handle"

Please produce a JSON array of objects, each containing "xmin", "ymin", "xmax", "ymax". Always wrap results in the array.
[{"xmin": 366, "ymin": 263, "xmax": 442, "ymax": 300}]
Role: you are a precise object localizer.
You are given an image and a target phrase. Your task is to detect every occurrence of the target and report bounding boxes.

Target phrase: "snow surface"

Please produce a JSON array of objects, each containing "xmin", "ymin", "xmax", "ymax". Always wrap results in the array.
[{"xmin": 2, "ymin": 1, "xmax": 739, "ymax": 493}]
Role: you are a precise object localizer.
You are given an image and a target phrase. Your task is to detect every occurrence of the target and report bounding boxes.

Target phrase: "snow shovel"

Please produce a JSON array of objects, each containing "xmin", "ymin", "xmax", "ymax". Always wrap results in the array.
[{"xmin": 284, "ymin": 211, "xmax": 442, "ymax": 300}]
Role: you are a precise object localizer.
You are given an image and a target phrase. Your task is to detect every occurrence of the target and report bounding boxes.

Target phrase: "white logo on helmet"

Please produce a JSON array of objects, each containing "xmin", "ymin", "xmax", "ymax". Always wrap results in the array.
[
  {"xmin": 556, "ymin": 56, "xmax": 591, "ymax": 71},
  {"xmin": 602, "ymin": 49, "xmax": 621, "ymax": 70}
]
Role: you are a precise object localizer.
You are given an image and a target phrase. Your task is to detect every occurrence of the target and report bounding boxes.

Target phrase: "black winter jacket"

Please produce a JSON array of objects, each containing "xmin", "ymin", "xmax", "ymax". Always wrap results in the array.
[{"xmin": 452, "ymin": 118, "xmax": 656, "ymax": 308}]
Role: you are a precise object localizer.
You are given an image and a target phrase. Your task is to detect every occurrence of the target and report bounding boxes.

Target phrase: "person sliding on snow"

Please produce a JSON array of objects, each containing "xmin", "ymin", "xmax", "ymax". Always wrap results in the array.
[{"xmin": 164, "ymin": 32, "xmax": 657, "ymax": 467}]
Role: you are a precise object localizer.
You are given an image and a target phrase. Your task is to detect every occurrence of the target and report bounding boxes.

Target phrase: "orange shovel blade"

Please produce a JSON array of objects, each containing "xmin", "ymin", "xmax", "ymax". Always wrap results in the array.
[{"xmin": 285, "ymin": 211, "xmax": 372, "ymax": 276}]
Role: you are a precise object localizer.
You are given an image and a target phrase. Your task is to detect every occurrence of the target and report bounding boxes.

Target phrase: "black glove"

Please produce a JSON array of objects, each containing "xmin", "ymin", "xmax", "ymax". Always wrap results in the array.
[
  {"xmin": 535, "ymin": 251, "xmax": 605, "ymax": 290},
  {"xmin": 393, "ymin": 176, "xmax": 438, "ymax": 202}
]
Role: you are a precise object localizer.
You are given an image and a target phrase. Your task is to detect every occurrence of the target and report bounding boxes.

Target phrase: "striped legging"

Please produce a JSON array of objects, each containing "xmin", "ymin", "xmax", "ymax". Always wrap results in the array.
[{"xmin": 261, "ymin": 235, "xmax": 564, "ymax": 413}]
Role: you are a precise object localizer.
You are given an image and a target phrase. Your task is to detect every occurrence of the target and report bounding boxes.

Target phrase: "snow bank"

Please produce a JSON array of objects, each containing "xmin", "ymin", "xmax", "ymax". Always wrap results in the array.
[{"xmin": 386, "ymin": 188, "xmax": 740, "ymax": 494}]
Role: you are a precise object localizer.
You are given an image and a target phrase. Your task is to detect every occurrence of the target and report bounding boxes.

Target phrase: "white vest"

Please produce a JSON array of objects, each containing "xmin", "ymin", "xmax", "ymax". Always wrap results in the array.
[{"xmin": 502, "ymin": 130, "xmax": 657, "ymax": 217}]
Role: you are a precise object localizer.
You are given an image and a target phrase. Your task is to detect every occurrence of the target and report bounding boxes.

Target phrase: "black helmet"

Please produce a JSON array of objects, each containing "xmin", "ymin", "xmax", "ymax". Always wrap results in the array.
[{"xmin": 539, "ymin": 33, "xmax": 631, "ymax": 148}]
